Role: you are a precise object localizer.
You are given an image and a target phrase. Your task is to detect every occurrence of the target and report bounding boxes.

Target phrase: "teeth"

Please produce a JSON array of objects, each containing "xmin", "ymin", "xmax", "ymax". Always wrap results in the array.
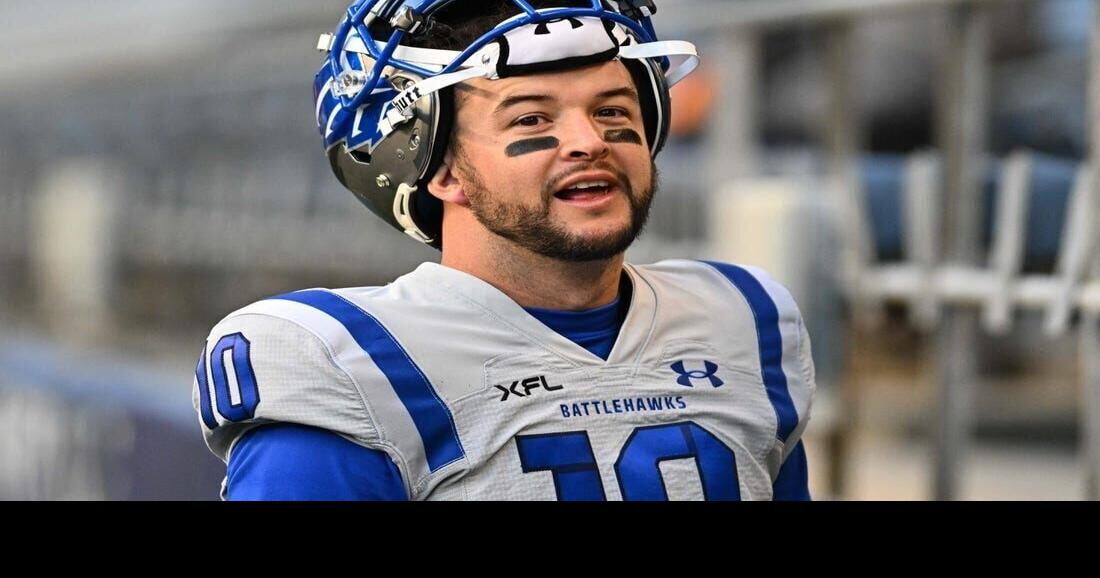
[{"xmin": 567, "ymin": 181, "xmax": 610, "ymax": 191}]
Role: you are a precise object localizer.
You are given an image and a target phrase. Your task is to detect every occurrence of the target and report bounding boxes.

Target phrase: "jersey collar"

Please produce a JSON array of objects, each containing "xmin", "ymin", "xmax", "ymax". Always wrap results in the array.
[{"xmin": 409, "ymin": 261, "xmax": 658, "ymax": 367}]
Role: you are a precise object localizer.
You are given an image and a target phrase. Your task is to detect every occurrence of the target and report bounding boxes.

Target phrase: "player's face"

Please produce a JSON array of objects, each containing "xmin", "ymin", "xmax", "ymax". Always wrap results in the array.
[{"xmin": 449, "ymin": 60, "xmax": 657, "ymax": 261}]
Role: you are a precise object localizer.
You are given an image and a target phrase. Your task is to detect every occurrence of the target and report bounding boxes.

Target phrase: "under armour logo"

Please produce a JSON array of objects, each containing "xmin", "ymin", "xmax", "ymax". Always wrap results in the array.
[
  {"xmin": 670, "ymin": 360, "xmax": 724, "ymax": 388},
  {"xmin": 534, "ymin": 17, "xmax": 584, "ymax": 35}
]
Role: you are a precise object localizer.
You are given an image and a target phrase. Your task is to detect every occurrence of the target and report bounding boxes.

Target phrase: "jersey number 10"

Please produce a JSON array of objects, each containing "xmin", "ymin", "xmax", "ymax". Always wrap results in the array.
[{"xmin": 515, "ymin": 421, "xmax": 741, "ymax": 501}]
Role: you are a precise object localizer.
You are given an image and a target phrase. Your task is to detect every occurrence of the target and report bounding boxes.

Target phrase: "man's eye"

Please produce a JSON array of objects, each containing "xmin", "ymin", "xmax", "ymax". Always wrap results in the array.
[
  {"xmin": 598, "ymin": 108, "xmax": 627, "ymax": 118},
  {"xmin": 516, "ymin": 115, "xmax": 542, "ymax": 127}
]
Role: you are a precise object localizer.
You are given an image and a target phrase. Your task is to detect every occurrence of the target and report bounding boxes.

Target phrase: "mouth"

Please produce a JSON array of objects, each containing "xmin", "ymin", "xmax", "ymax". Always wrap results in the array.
[
  {"xmin": 553, "ymin": 184, "xmax": 620, "ymax": 209},
  {"xmin": 555, "ymin": 183, "xmax": 614, "ymax": 200},
  {"xmin": 552, "ymin": 173, "xmax": 622, "ymax": 206}
]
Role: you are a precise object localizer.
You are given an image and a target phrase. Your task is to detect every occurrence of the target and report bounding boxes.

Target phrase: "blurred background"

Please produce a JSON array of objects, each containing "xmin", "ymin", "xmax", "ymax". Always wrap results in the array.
[{"xmin": 0, "ymin": 0, "xmax": 1096, "ymax": 500}]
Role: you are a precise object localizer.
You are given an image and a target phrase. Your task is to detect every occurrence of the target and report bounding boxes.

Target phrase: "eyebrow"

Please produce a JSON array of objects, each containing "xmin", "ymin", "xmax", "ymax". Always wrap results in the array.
[
  {"xmin": 493, "ymin": 94, "xmax": 553, "ymax": 115},
  {"xmin": 595, "ymin": 86, "xmax": 640, "ymax": 103},
  {"xmin": 492, "ymin": 86, "xmax": 641, "ymax": 115}
]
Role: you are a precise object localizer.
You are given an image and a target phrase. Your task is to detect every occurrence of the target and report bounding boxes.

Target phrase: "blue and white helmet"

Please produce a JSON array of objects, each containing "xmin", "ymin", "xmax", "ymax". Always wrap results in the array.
[{"xmin": 314, "ymin": 0, "xmax": 699, "ymax": 247}]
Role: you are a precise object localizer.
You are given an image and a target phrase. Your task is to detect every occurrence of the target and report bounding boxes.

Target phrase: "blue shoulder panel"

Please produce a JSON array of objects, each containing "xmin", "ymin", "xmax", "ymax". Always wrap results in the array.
[
  {"xmin": 227, "ymin": 423, "xmax": 408, "ymax": 501},
  {"xmin": 700, "ymin": 261, "xmax": 799, "ymax": 443},
  {"xmin": 271, "ymin": 289, "xmax": 465, "ymax": 473}
]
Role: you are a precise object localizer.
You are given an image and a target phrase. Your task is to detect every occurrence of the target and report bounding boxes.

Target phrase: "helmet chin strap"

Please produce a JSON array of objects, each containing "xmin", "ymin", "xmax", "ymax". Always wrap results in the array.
[
  {"xmin": 394, "ymin": 182, "xmax": 434, "ymax": 244},
  {"xmin": 619, "ymin": 41, "xmax": 698, "ymax": 85}
]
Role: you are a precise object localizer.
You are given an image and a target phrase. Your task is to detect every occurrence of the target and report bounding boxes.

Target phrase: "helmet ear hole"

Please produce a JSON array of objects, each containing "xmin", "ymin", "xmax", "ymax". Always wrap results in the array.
[{"xmin": 349, "ymin": 149, "xmax": 372, "ymax": 164}]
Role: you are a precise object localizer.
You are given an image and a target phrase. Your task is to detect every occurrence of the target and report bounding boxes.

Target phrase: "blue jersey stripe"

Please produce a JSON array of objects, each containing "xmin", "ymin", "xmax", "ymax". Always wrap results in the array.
[
  {"xmin": 270, "ymin": 289, "xmax": 465, "ymax": 472},
  {"xmin": 700, "ymin": 261, "xmax": 799, "ymax": 442}
]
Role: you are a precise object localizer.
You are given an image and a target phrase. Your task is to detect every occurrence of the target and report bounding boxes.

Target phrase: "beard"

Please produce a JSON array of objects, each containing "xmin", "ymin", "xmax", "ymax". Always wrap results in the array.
[{"xmin": 455, "ymin": 151, "xmax": 658, "ymax": 262}]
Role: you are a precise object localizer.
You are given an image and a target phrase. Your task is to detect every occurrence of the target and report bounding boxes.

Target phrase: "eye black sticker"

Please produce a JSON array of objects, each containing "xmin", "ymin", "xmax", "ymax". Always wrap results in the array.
[
  {"xmin": 505, "ymin": 137, "xmax": 560, "ymax": 157},
  {"xmin": 604, "ymin": 129, "xmax": 643, "ymax": 145}
]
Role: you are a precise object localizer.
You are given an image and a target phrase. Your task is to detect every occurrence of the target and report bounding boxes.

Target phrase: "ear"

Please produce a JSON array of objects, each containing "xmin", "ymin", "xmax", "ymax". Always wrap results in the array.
[{"xmin": 426, "ymin": 153, "xmax": 470, "ymax": 206}]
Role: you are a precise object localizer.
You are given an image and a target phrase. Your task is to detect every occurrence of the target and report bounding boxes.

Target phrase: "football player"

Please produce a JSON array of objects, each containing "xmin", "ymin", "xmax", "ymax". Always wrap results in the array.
[{"xmin": 193, "ymin": 0, "xmax": 815, "ymax": 500}]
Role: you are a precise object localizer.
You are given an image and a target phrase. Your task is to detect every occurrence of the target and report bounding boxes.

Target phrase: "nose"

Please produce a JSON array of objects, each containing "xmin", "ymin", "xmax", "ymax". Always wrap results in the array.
[{"xmin": 558, "ymin": 112, "xmax": 610, "ymax": 161}]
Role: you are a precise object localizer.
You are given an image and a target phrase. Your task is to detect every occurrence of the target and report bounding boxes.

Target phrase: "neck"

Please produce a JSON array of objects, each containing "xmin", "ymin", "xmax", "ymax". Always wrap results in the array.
[{"xmin": 440, "ymin": 227, "xmax": 624, "ymax": 310}]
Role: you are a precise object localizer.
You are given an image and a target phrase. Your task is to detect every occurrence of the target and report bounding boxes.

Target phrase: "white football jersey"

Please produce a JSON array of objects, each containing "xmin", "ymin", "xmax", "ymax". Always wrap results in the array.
[{"xmin": 193, "ymin": 260, "xmax": 815, "ymax": 500}]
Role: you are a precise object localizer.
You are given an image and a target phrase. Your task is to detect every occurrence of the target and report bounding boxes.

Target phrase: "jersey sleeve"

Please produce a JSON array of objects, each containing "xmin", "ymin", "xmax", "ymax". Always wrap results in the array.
[
  {"xmin": 192, "ymin": 306, "xmax": 404, "ymax": 497},
  {"xmin": 699, "ymin": 261, "xmax": 817, "ymax": 496},
  {"xmin": 771, "ymin": 439, "xmax": 811, "ymax": 501},
  {"xmin": 227, "ymin": 423, "xmax": 407, "ymax": 500},
  {"xmin": 740, "ymin": 265, "xmax": 816, "ymax": 491}
]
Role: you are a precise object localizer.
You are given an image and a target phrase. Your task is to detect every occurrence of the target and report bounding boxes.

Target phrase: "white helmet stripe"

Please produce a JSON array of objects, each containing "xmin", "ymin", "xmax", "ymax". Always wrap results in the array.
[{"xmin": 316, "ymin": 79, "xmax": 334, "ymax": 125}]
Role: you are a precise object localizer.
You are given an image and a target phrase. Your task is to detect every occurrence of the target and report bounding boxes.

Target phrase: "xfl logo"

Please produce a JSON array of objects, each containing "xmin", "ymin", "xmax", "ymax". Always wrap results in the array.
[
  {"xmin": 496, "ymin": 375, "xmax": 564, "ymax": 401},
  {"xmin": 670, "ymin": 360, "xmax": 724, "ymax": 388}
]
